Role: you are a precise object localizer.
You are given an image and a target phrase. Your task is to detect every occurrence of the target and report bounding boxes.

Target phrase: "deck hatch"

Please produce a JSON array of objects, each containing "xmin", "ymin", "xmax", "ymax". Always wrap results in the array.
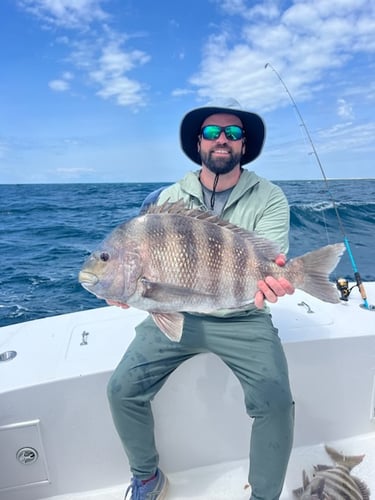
[{"xmin": 0, "ymin": 419, "xmax": 49, "ymax": 491}]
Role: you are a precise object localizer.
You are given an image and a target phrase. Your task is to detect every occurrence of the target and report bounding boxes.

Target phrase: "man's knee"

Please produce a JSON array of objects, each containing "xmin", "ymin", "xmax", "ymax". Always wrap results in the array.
[
  {"xmin": 245, "ymin": 379, "xmax": 294, "ymax": 417},
  {"xmin": 106, "ymin": 360, "xmax": 140, "ymax": 407},
  {"xmin": 107, "ymin": 372, "xmax": 124, "ymax": 410}
]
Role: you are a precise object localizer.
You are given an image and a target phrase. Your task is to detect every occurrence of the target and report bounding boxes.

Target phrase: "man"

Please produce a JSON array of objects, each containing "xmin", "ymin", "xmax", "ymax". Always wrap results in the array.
[{"xmin": 107, "ymin": 98, "xmax": 295, "ymax": 500}]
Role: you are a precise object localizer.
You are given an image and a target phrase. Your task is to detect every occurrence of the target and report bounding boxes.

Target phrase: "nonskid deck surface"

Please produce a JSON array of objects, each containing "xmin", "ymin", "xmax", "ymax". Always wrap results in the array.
[{"xmin": 46, "ymin": 432, "xmax": 375, "ymax": 500}]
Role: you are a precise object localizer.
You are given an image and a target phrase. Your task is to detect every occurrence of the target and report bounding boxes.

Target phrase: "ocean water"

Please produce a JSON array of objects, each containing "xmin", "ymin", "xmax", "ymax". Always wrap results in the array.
[{"xmin": 0, "ymin": 179, "xmax": 374, "ymax": 328}]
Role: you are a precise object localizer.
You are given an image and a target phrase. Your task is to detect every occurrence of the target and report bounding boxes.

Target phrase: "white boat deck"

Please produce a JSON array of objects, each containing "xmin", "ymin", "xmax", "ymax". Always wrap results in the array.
[
  {"xmin": 1, "ymin": 284, "xmax": 375, "ymax": 500},
  {"xmin": 1, "ymin": 284, "xmax": 374, "ymax": 394},
  {"xmin": 45, "ymin": 433, "xmax": 375, "ymax": 500}
]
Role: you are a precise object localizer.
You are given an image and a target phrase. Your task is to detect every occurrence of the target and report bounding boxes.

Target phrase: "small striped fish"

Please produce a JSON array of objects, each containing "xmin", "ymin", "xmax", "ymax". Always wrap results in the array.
[
  {"xmin": 79, "ymin": 202, "xmax": 345, "ymax": 341},
  {"xmin": 293, "ymin": 445, "xmax": 370, "ymax": 499}
]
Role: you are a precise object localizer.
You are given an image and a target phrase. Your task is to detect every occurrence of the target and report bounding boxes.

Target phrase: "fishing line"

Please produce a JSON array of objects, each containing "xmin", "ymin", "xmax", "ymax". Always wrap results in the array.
[{"xmin": 265, "ymin": 62, "xmax": 373, "ymax": 311}]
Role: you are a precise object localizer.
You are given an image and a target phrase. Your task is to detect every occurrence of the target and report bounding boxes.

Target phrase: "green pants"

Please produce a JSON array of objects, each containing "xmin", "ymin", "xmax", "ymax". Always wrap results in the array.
[{"xmin": 107, "ymin": 311, "xmax": 294, "ymax": 500}]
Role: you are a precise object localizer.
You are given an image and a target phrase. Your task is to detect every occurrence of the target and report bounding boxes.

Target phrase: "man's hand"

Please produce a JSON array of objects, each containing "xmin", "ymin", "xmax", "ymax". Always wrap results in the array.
[
  {"xmin": 254, "ymin": 254, "xmax": 295, "ymax": 309},
  {"xmin": 106, "ymin": 299, "xmax": 130, "ymax": 309}
]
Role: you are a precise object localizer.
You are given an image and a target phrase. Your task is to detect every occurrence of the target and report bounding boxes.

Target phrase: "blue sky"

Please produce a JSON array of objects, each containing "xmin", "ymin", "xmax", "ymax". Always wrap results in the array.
[{"xmin": 1, "ymin": 0, "xmax": 374, "ymax": 183}]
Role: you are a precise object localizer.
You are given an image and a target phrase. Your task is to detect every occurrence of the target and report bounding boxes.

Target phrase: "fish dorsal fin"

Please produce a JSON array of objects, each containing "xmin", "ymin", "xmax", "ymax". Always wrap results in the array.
[
  {"xmin": 146, "ymin": 200, "xmax": 251, "ymax": 233},
  {"xmin": 313, "ymin": 464, "xmax": 332, "ymax": 472},
  {"xmin": 145, "ymin": 199, "xmax": 191, "ymax": 215},
  {"xmin": 146, "ymin": 201, "xmax": 280, "ymax": 261}
]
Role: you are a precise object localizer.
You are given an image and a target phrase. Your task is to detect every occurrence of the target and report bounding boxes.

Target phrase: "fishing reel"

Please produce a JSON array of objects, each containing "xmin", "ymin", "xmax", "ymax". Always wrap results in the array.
[
  {"xmin": 335, "ymin": 278, "xmax": 352, "ymax": 301},
  {"xmin": 336, "ymin": 276, "xmax": 375, "ymax": 310}
]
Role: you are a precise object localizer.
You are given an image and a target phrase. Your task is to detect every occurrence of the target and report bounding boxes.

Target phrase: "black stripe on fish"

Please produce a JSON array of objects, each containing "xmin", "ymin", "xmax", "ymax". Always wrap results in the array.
[
  {"xmin": 312, "ymin": 466, "xmax": 364, "ymax": 499},
  {"xmin": 144, "ymin": 214, "xmax": 168, "ymax": 281},
  {"xmin": 202, "ymin": 220, "xmax": 225, "ymax": 295},
  {"xmin": 231, "ymin": 231, "xmax": 250, "ymax": 303},
  {"xmin": 170, "ymin": 214, "xmax": 199, "ymax": 289}
]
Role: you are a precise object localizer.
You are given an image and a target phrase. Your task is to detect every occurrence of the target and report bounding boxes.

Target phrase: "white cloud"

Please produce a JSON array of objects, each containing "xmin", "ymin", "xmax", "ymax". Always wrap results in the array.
[
  {"xmin": 62, "ymin": 71, "xmax": 74, "ymax": 80},
  {"xmin": 214, "ymin": 0, "xmax": 279, "ymax": 20},
  {"xmin": 48, "ymin": 79, "xmax": 70, "ymax": 91},
  {"xmin": 189, "ymin": 0, "xmax": 375, "ymax": 112},
  {"xmin": 337, "ymin": 98, "xmax": 354, "ymax": 119},
  {"xmin": 18, "ymin": 0, "xmax": 108, "ymax": 28},
  {"xmin": 48, "ymin": 71, "xmax": 74, "ymax": 92},
  {"xmin": 56, "ymin": 166, "xmax": 95, "ymax": 175},
  {"xmin": 97, "ymin": 43, "xmax": 149, "ymax": 74},
  {"xmin": 318, "ymin": 121, "xmax": 375, "ymax": 153},
  {"xmin": 95, "ymin": 76, "xmax": 145, "ymax": 107},
  {"xmin": 171, "ymin": 88, "xmax": 194, "ymax": 97},
  {"xmin": 19, "ymin": 1, "xmax": 151, "ymax": 109},
  {"xmin": 83, "ymin": 38, "xmax": 151, "ymax": 107}
]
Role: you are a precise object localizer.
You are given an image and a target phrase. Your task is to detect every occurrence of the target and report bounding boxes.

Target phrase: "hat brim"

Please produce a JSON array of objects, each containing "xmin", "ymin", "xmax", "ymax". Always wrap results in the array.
[{"xmin": 180, "ymin": 105, "xmax": 265, "ymax": 165}]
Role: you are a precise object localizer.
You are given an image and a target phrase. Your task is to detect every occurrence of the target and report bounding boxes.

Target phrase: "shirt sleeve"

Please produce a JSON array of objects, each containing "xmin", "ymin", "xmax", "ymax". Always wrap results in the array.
[
  {"xmin": 139, "ymin": 186, "xmax": 168, "ymax": 214},
  {"xmin": 253, "ymin": 185, "xmax": 290, "ymax": 255}
]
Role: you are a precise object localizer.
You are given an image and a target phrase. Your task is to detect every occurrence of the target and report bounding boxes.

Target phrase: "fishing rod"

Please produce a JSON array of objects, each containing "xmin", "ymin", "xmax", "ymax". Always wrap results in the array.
[{"xmin": 265, "ymin": 62, "xmax": 373, "ymax": 311}]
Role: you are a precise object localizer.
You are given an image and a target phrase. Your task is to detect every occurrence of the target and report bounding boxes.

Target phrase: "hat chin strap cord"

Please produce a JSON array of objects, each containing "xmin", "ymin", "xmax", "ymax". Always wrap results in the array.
[{"xmin": 210, "ymin": 173, "xmax": 220, "ymax": 210}]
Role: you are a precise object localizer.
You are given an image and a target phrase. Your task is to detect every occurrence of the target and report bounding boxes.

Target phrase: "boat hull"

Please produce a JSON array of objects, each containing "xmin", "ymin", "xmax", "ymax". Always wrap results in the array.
[{"xmin": 1, "ymin": 285, "xmax": 375, "ymax": 499}]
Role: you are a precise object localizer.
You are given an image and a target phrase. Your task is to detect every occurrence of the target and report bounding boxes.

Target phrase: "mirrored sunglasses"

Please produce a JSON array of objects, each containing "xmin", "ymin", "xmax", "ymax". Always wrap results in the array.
[{"xmin": 201, "ymin": 125, "xmax": 245, "ymax": 141}]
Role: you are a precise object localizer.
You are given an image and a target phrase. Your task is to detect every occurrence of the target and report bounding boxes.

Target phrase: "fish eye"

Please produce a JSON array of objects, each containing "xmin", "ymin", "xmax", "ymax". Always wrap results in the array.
[{"xmin": 99, "ymin": 251, "xmax": 110, "ymax": 262}]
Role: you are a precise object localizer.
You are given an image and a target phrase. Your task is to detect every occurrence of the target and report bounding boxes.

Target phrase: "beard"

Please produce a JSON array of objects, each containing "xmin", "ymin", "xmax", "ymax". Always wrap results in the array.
[{"xmin": 199, "ymin": 150, "xmax": 242, "ymax": 175}]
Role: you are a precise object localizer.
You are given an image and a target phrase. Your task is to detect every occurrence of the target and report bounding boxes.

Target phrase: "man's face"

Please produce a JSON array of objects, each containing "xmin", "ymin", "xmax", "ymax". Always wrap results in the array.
[{"xmin": 198, "ymin": 113, "xmax": 246, "ymax": 175}]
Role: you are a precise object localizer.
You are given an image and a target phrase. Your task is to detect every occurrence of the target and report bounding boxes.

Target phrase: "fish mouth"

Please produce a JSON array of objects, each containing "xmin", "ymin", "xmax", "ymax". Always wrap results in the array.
[{"xmin": 78, "ymin": 270, "xmax": 99, "ymax": 286}]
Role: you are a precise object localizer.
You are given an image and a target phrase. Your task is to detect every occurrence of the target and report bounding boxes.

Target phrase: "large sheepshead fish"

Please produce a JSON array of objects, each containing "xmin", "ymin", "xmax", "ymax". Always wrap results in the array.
[{"xmin": 79, "ymin": 202, "xmax": 345, "ymax": 341}]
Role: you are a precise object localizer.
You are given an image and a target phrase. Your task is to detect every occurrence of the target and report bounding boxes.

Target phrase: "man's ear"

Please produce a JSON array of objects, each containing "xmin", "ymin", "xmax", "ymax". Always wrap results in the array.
[
  {"xmin": 241, "ymin": 139, "xmax": 246, "ymax": 155},
  {"xmin": 197, "ymin": 138, "xmax": 201, "ymax": 152}
]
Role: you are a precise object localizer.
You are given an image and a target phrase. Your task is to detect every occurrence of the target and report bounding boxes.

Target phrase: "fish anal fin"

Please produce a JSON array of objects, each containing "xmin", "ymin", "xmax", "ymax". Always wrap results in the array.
[{"xmin": 151, "ymin": 312, "xmax": 184, "ymax": 342}]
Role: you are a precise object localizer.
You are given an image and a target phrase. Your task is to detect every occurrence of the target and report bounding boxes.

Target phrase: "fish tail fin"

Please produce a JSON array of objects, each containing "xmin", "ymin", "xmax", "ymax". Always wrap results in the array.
[
  {"xmin": 287, "ymin": 242, "xmax": 346, "ymax": 303},
  {"xmin": 325, "ymin": 445, "xmax": 365, "ymax": 470}
]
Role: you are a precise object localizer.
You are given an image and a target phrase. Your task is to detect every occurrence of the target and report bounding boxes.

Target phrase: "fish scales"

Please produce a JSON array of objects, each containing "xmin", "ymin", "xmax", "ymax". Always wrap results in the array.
[
  {"xmin": 144, "ymin": 214, "xmax": 207, "ymax": 294},
  {"xmin": 79, "ymin": 202, "xmax": 346, "ymax": 341},
  {"xmin": 143, "ymin": 214, "xmax": 193, "ymax": 288},
  {"xmin": 200, "ymin": 217, "xmax": 241, "ymax": 299},
  {"xmin": 143, "ymin": 212, "xmax": 251, "ymax": 300},
  {"xmin": 202, "ymin": 220, "xmax": 225, "ymax": 293}
]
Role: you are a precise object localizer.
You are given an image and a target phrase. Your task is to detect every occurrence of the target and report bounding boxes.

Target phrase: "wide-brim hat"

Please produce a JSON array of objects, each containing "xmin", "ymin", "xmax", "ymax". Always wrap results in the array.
[{"xmin": 180, "ymin": 98, "xmax": 266, "ymax": 165}]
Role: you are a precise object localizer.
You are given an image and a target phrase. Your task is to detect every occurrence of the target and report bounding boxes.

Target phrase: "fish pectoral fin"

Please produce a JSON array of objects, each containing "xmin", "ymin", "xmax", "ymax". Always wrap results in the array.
[
  {"xmin": 292, "ymin": 486, "xmax": 304, "ymax": 498},
  {"xmin": 141, "ymin": 278, "xmax": 212, "ymax": 299},
  {"xmin": 151, "ymin": 312, "xmax": 184, "ymax": 342},
  {"xmin": 229, "ymin": 299, "xmax": 255, "ymax": 310}
]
